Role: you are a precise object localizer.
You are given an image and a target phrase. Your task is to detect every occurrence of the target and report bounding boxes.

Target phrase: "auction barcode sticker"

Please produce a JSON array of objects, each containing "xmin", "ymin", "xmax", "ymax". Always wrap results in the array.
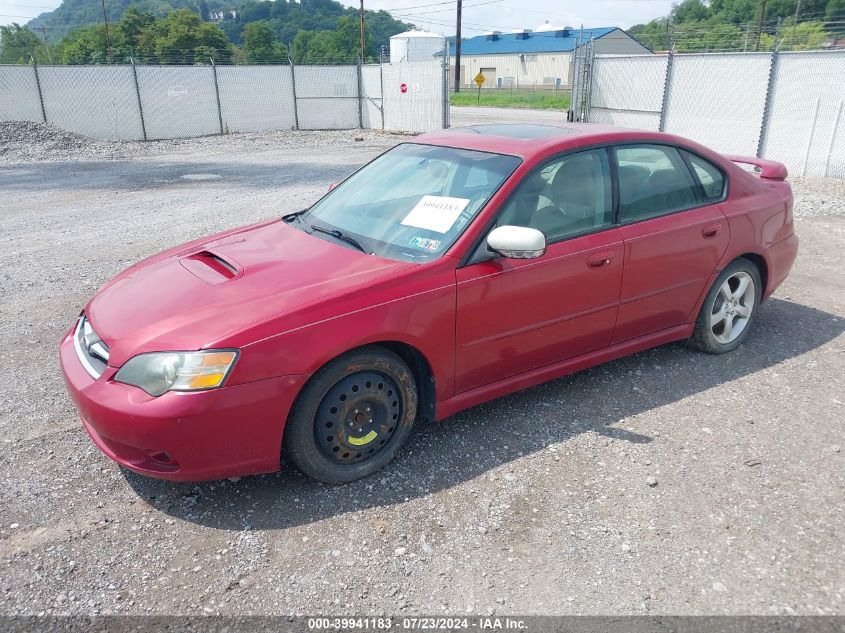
[{"xmin": 400, "ymin": 195, "xmax": 470, "ymax": 234}]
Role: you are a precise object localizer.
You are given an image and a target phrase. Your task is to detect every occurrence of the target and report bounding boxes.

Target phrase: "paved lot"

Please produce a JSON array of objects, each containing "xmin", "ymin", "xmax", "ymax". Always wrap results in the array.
[
  {"xmin": 451, "ymin": 106, "xmax": 569, "ymax": 127},
  {"xmin": 0, "ymin": 114, "xmax": 843, "ymax": 616}
]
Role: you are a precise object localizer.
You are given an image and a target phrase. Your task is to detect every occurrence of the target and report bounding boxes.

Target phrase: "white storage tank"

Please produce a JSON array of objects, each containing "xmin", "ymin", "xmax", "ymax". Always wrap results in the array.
[{"xmin": 389, "ymin": 30, "xmax": 446, "ymax": 63}]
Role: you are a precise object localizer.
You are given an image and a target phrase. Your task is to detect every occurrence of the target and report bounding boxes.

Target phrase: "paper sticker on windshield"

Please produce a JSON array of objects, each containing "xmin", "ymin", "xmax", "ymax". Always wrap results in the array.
[
  {"xmin": 401, "ymin": 195, "xmax": 470, "ymax": 234},
  {"xmin": 409, "ymin": 236, "xmax": 441, "ymax": 252}
]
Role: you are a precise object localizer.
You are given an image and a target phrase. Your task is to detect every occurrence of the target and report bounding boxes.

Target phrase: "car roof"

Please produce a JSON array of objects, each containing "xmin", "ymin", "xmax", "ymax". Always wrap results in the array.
[{"xmin": 415, "ymin": 123, "xmax": 685, "ymax": 159}]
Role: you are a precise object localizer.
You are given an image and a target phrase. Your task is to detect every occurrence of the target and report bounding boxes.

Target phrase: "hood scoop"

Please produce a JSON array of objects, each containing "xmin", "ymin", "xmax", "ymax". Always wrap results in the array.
[{"xmin": 179, "ymin": 250, "xmax": 241, "ymax": 284}]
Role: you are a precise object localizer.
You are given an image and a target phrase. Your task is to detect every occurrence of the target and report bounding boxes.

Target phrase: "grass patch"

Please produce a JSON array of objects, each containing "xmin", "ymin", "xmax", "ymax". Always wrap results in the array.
[{"xmin": 450, "ymin": 89, "xmax": 571, "ymax": 110}]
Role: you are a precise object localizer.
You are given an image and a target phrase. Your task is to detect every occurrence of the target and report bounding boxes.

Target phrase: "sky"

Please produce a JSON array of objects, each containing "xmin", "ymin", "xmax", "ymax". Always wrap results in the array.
[
  {"xmin": 1, "ymin": 0, "xmax": 675, "ymax": 31},
  {"xmin": 1, "ymin": 0, "xmax": 59, "ymax": 26},
  {"xmin": 340, "ymin": 0, "xmax": 675, "ymax": 34}
]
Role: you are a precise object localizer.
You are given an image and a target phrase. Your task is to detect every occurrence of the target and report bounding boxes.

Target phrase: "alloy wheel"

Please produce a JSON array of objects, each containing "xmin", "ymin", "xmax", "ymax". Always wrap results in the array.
[{"xmin": 709, "ymin": 271, "xmax": 755, "ymax": 344}]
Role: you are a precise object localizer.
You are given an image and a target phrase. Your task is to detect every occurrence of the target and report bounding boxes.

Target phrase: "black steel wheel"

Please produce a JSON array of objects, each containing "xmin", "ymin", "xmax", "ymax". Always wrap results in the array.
[
  {"xmin": 315, "ymin": 371, "xmax": 403, "ymax": 463},
  {"xmin": 284, "ymin": 347, "xmax": 418, "ymax": 483}
]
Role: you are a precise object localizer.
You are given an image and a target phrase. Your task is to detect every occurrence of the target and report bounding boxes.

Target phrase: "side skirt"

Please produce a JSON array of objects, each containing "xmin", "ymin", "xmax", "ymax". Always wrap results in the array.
[{"xmin": 436, "ymin": 324, "xmax": 692, "ymax": 421}]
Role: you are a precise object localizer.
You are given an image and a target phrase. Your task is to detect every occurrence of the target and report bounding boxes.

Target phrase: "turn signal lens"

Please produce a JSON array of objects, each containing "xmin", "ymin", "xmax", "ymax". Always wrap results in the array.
[
  {"xmin": 114, "ymin": 350, "xmax": 238, "ymax": 397},
  {"xmin": 187, "ymin": 373, "xmax": 227, "ymax": 389}
]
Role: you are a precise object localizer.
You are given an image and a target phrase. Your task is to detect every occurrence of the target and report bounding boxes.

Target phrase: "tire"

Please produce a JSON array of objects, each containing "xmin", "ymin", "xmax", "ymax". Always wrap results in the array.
[
  {"xmin": 688, "ymin": 257, "xmax": 762, "ymax": 354},
  {"xmin": 283, "ymin": 346, "xmax": 418, "ymax": 483}
]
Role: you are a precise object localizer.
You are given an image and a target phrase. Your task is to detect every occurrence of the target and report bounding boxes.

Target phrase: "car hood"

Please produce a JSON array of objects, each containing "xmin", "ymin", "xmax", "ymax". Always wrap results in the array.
[{"xmin": 86, "ymin": 220, "xmax": 414, "ymax": 365}]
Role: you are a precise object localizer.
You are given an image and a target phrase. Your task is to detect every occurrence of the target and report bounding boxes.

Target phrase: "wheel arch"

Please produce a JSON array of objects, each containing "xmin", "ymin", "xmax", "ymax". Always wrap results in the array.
[
  {"xmin": 737, "ymin": 252, "xmax": 769, "ymax": 300},
  {"xmin": 376, "ymin": 341, "xmax": 437, "ymax": 423},
  {"xmin": 687, "ymin": 251, "xmax": 770, "ymax": 325},
  {"xmin": 287, "ymin": 340, "xmax": 438, "ymax": 434}
]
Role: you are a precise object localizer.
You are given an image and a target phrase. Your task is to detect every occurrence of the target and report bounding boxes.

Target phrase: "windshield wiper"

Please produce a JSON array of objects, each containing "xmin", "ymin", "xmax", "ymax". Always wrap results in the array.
[{"xmin": 309, "ymin": 224, "xmax": 369, "ymax": 254}]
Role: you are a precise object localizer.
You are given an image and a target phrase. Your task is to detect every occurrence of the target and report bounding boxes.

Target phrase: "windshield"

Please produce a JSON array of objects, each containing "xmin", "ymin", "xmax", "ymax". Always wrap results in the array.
[{"xmin": 297, "ymin": 143, "xmax": 521, "ymax": 262}]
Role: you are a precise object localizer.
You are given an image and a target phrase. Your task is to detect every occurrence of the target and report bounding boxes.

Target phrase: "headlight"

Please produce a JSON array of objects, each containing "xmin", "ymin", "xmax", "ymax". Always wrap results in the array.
[{"xmin": 114, "ymin": 350, "xmax": 238, "ymax": 397}]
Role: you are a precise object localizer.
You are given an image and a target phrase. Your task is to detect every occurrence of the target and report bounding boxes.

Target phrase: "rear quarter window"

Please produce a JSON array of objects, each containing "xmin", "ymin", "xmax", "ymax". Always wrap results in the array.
[{"xmin": 684, "ymin": 151, "xmax": 727, "ymax": 201}]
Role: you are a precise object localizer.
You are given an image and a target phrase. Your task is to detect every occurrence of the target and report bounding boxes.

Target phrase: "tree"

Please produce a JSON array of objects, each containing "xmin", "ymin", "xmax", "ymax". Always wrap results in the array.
[
  {"xmin": 55, "ymin": 8, "xmax": 157, "ymax": 64},
  {"xmin": 362, "ymin": 10, "xmax": 409, "ymax": 60},
  {"xmin": 28, "ymin": 0, "xmax": 415, "ymax": 65},
  {"xmin": 333, "ymin": 15, "xmax": 369, "ymax": 61},
  {"xmin": 290, "ymin": 15, "xmax": 373, "ymax": 63},
  {"xmin": 114, "ymin": 7, "xmax": 156, "ymax": 60},
  {"xmin": 629, "ymin": 17, "xmax": 673, "ymax": 50},
  {"xmin": 629, "ymin": 0, "xmax": 836, "ymax": 51},
  {"xmin": 764, "ymin": 19, "xmax": 831, "ymax": 49},
  {"xmin": 151, "ymin": 9, "xmax": 233, "ymax": 64},
  {"xmin": 0, "ymin": 24, "xmax": 46, "ymax": 64},
  {"xmin": 242, "ymin": 21, "xmax": 285, "ymax": 62},
  {"xmin": 826, "ymin": 0, "xmax": 845, "ymax": 33},
  {"xmin": 57, "ymin": 25, "xmax": 108, "ymax": 64},
  {"xmin": 671, "ymin": 0, "xmax": 712, "ymax": 23},
  {"xmin": 291, "ymin": 30, "xmax": 342, "ymax": 63}
]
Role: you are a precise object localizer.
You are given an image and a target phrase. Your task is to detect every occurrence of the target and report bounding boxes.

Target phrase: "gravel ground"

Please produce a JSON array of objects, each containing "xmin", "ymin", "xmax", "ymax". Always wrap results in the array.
[{"xmin": 0, "ymin": 118, "xmax": 843, "ymax": 617}]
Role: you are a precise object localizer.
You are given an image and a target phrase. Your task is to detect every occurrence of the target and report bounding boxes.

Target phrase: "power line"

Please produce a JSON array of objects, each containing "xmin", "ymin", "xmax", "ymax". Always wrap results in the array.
[
  {"xmin": 397, "ymin": 0, "xmax": 502, "ymax": 17},
  {"xmin": 396, "ymin": 8, "xmax": 845, "ymax": 36}
]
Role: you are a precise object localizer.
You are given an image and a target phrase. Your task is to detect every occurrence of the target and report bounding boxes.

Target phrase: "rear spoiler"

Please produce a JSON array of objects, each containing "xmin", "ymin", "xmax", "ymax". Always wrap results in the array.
[{"xmin": 725, "ymin": 155, "xmax": 788, "ymax": 181}]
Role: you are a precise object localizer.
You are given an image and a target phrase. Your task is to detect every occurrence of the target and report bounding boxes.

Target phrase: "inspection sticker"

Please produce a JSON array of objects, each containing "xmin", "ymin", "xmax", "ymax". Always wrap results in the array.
[
  {"xmin": 409, "ymin": 236, "xmax": 442, "ymax": 251},
  {"xmin": 401, "ymin": 195, "xmax": 470, "ymax": 234}
]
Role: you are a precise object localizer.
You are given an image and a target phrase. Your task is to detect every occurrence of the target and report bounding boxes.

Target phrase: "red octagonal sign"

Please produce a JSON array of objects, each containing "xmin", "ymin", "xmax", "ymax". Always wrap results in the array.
[{"xmin": 400, "ymin": 83, "xmax": 407, "ymax": 93}]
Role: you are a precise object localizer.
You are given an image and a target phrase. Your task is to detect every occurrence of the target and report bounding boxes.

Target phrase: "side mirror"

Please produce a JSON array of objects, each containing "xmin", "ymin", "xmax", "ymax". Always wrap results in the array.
[
  {"xmin": 328, "ymin": 182, "xmax": 338, "ymax": 192},
  {"xmin": 486, "ymin": 225, "xmax": 546, "ymax": 259}
]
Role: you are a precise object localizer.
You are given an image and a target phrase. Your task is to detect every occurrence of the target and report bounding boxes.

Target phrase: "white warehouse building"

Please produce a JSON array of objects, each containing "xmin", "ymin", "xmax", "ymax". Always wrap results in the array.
[{"xmin": 439, "ymin": 25, "xmax": 651, "ymax": 90}]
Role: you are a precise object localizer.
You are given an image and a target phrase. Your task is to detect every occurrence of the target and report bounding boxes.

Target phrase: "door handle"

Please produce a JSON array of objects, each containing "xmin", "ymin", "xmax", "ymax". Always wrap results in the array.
[
  {"xmin": 702, "ymin": 223, "xmax": 722, "ymax": 239},
  {"xmin": 587, "ymin": 251, "xmax": 613, "ymax": 269}
]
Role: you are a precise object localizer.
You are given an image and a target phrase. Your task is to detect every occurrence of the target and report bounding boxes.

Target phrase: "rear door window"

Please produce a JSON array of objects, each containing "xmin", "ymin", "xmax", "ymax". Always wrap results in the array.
[{"xmin": 614, "ymin": 145, "xmax": 702, "ymax": 223}]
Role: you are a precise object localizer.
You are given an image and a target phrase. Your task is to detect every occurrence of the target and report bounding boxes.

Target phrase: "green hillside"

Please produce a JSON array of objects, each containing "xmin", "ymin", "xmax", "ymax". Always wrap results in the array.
[
  {"xmin": 629, "ymin": 0, "xmax": 845, "ymax": 51},
  {"xmin": 6, "ymin": 0, "xmax": 413, "ymax": 64},
  {"xmin": 28, "ymin": 0, "xmax": 245, "ymax": 42}
]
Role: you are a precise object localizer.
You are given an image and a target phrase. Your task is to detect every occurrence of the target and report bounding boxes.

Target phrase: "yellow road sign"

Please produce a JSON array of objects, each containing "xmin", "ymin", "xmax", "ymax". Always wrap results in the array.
[{"xmin": 473, "ymin": 71, "xmax": 485, "ymax": 88}]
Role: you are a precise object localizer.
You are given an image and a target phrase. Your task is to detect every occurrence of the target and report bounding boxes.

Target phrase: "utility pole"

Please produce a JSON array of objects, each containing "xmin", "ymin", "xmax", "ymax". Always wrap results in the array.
[
  {"xmin": 101, "ymin": 0, "xmax": 113, "ymax": 63},
  {"xmin": 39, "ymin": 25, "xmax": 52, "ymax": 63},
  {"xmin": 791, "ymin": 0, "xmax": 801, "ymax": 48},
  {"xmin": 359, "ymin": 0, "xmax": 366, "ymax": 63},
  {"xmin": 454, "ymin": 0, "xmax": 462, "ymax": 93},
  {"xmin": 755, "ymin": 0, "xmax": 767, "ymax": 52}
]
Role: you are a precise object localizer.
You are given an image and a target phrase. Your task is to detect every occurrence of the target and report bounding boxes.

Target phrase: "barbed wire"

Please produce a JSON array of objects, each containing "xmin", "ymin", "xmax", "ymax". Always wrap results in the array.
[{"xmin": 1, "ymin": 56, "xmax": 390, "ymax": 66}]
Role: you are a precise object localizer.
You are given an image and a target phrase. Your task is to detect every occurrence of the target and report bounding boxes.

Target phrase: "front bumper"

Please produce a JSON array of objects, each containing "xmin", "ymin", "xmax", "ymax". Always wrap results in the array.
[{"xmin": 60, "ymin": 325, "xmax": 302, "ymax": 481}]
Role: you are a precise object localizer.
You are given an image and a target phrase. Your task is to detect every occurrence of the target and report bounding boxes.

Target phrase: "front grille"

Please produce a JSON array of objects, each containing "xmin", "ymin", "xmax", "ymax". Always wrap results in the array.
[{"xmin": 73, "ymin": 315, "xmax": 110, "ymax": 379}]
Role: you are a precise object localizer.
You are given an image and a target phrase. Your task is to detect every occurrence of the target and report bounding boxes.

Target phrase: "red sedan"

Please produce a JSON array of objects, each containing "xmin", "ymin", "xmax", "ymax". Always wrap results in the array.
[{"xmin": 60, "ymin": 124, "xmax": 798, "ymax": 483}]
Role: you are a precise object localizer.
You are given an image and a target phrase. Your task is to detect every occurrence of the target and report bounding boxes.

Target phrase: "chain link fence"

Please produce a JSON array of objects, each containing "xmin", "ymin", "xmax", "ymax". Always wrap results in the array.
[
  {"xmin": 361, "ymin": 64, "xmax": 384, "ymax": 130},
  {"xmin": 383, "ymin": 61, "xmax": 448, "ymax": 133},
  {"xmin": 664, "ymin": 52, "xmax": 773, "ymax": 156},
  {"xmin": 0, "ymin": 64, "xmax": 45, "ymax": 124},
  {"xmin": 589, "ymin": 54, "xmax": 668, "ymax": 131},
  {"xmin": 586, "ymin": 49, "xmax": 845, "ymax": 178},
  {"xmin": 215, "ymin": 64, "xmax": 296, "ymax": 134},
  {"xmin": 0, "ymin": 59, "xmax": 447, "ymax": 140},
  {"xmin": 36, "ymin": 65, "xmax": 147, "ymax": 140},
  {"xmin": 761, "ymin": 51, "xmax": 845, "ymax": 179}
]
